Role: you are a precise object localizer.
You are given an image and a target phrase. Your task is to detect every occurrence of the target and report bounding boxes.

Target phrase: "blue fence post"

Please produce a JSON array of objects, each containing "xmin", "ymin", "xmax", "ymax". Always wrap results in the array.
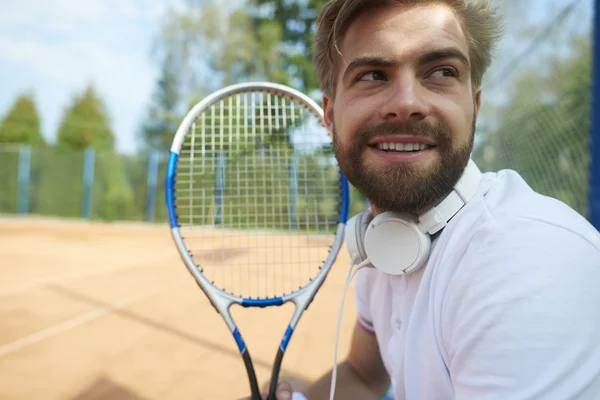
[
  {"xmin": 590, "ymin": 0, "xmax": 600, "ymax": 229},
  {"xmin": 289, "ymin": 153, "xmax": 298, "ymax": 230},
  {"xmin": 145, "ymin": 150, "xmax": 160, "ymax": 223},
  {"xmin": 17, "ymin": 145, "xmax": 31, "ymax": 215},
  {"xmin": 81, "ymin": 147, "xmax": 96, "ymax": 220},
  {"xmin": 215, "ymin": 151, "xmax": 225, "ymax": 225}
]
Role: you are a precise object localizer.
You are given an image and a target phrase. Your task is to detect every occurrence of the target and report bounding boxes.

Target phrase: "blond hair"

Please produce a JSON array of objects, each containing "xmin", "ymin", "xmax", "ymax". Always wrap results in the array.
[{"xmin": 313, "ymin": 0, "xmax": 503, "ymax": 97}]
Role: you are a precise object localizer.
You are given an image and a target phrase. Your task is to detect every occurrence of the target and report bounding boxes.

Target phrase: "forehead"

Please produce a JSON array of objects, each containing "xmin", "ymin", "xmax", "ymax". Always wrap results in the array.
[{"xmin": 338, "ymin": 3, "xmax": 469, "ymax": 66}]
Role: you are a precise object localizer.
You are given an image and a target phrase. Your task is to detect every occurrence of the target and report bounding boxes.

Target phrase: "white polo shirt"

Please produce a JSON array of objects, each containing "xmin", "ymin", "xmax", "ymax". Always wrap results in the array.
[{"xmin": 354, "ymin": 169, "xmax": 600, "ymax": 400}]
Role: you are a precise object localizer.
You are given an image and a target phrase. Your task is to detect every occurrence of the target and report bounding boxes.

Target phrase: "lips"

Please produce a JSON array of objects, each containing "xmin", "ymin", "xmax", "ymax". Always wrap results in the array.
[{"xmin": 368, "ymin": 135, "xmax": 437, "ymax": 146}]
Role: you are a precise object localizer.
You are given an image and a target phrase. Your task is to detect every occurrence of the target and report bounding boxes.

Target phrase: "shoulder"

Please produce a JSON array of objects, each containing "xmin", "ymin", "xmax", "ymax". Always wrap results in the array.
[
  {"xmin": 437, "ymin": 168, "xmax": 600, "ymax": 339},
  {"xmin": 441, "ymin": 169, "xmax": 600, "ymax": 264},
  {"xmin": 433, "ymin": 168, "xmax": 600, "ymax": 327}
]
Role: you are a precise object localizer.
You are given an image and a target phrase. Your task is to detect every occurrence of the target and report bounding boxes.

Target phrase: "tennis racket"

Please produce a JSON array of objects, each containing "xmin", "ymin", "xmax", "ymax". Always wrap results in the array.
[{"xmin": 165, "ymin": 82, "xmax": 350, "ymax": 399}]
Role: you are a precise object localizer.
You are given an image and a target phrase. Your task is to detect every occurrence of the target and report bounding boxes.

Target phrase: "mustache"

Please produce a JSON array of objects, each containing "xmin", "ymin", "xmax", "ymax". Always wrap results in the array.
[{"xmin": 355, "ymin": 120, "xmax": 450, "ymax": 144}]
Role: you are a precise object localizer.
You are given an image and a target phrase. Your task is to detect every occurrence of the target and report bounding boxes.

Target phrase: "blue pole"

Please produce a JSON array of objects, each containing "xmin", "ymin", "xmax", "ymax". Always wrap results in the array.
[
  {"xmin": 215, "ymin": 151, "xmax": 225, "ymax": 225},
  {"xmin": 81, "ymin": 147, "xmax": 95, "ymax": 220},
  {"xmin": 590, "ymin": 0, "xmax": 600, "ymax": 229},
  {"xmin": 17, "ymin": 145, "xmax": 31, "ymax": 215},
  {"xmin": 289, "ymin": 153, "xmax": 298, "ymax": 230},
  {"xmin": 145, "ymin": 150, "xmax": 160, "ymax": 222}
]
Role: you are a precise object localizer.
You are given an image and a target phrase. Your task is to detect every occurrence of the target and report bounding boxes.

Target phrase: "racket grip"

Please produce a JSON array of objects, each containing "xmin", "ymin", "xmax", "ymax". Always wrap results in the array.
[
  {"xmin": 241, "ymin": 350, "xmax": 262, "ymax": 400},
  {"xmin": 266, "ymin": 348, "xmax": 286, "ymax": 400}
]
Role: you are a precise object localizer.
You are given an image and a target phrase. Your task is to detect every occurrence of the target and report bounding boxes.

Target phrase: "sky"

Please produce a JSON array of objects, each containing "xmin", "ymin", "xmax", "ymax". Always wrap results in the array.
[
  {"xmin": 0, "ymin": 0, "xmax": 184, "ymax": 154},
  {"xmin": 0, "ymin": 0, "xmax": 593, "ymax": 155}
]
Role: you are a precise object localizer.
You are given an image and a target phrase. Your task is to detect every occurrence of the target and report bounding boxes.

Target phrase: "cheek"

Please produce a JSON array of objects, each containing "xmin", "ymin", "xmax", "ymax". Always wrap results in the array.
[
  {"xmin": 439, "ymin": 97, "xmax": 475, "ymax": 144},
  {"xmin": 334, "ymin": 97, "xmax": 373, "ymax": 142},
  {"xmin": 332, "ymin": 103, "xmax": 351, "ymax": 143}
]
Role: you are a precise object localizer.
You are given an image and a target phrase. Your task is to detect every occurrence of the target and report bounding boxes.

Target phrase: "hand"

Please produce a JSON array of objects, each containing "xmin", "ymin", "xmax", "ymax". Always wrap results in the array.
[{"xmin": 272, "ymin": 380, "xmax": 295, "ymax": 399}]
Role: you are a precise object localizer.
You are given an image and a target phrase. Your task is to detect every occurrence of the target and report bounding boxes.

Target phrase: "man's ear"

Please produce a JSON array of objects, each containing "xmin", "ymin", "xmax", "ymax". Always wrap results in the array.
[
  {"xmin": 474, "ymin": 88, "xmax": 482, "ymax": 119},
  {"xmin": 322, "ymin": 94, "xmax": 334, "ymax": 134}
]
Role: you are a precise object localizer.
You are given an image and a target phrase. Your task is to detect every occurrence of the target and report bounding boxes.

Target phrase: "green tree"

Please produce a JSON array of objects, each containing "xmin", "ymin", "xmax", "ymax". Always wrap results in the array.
[
  {"xmin": 155, "ymin": 2, "xmax": 288, "ymax": 95},
  {"xmin": 248, "ymin": 0, "xmax": 328, "ymax": 93},
  {"xmin": 38, "ymin": 84, "xmax": 140, "ymax": 221},
  {"xmin": 92, "ymin": 151, "xmax": 138, "ymax": 221},
  {"xmin": 141, "ymin": 52, "xmax": 182, "ymax": 152},
  {"xmin": 0, "ymin": 92, "xmax": 45, "ymax": 214},
  {"xmin": 0, "ymin": 92, "xmax": 45, "ymax": 146},
  {"xmin": 56, "ymin": 84, "xmax": 115, "ymax": 150}
]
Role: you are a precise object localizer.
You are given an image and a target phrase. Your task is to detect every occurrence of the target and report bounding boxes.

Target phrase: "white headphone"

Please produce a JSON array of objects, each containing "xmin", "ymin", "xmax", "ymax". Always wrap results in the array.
[{"xmin": 345, "ymin": 159, "xmax": 483, "ymax": 275}]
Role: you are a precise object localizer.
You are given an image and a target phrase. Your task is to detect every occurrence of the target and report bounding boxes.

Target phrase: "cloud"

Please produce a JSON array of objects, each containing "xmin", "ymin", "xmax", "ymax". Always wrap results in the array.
[{"xmin": 0, "ymin": 0, "xmax": 182, "ymax": 153}]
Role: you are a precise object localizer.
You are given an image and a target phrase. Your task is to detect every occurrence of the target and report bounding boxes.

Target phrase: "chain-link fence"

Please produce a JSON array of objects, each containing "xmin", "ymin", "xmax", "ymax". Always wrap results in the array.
[
  {"xmin": 0, "ymin": 143, "xmax": 364, "ymax": 226},
  {"xmin": 0, "ymin": 145, "xmax": 168, "ymax": 223},
  {"xmin": 472, "ymin": 0, "xmax": 593, "ymax": 219}
]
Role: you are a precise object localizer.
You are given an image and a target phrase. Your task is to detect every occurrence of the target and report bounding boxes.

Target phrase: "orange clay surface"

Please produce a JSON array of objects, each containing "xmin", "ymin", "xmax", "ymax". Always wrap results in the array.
[{"xmin": 0, "ymin": 216, "xmax": 359, "ymax": 400}]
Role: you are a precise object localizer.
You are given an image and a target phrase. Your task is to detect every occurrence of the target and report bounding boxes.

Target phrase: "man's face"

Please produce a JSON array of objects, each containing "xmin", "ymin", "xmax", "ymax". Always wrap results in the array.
[{"xmin": 322, "ymin": 3, "xmax": 482, "ymax": 215}]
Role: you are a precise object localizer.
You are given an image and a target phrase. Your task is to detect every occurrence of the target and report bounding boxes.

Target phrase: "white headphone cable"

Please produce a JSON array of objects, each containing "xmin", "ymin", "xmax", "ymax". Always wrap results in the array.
[{"xmin": 329, "ymin": 259, "xmax": 371, "ymax": 400}]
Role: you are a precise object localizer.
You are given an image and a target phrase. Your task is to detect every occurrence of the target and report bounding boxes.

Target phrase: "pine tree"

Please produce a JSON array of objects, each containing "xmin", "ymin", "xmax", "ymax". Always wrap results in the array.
[
  {"xmin": 56, "ymin": 84, "xmax": 115, "ymax": 151},
  {"xmin": 0, "ymin": 92, "xmax": 45, "ymax": 146}
]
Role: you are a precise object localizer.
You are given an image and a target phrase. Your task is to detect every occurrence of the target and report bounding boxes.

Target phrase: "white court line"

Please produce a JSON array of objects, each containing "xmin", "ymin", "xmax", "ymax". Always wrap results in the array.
[{"xmin": 0, "ymin": 281, "xmax": 184, "ymax": 358}]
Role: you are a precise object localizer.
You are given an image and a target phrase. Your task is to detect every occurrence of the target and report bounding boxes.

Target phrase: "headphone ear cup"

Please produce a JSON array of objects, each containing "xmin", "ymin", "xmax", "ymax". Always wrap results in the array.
[
  {"xmin": 364, "ymin": 212, "xmax": 431, "ymax": 275},
  {"xmin": 345, "ymin": 212, "xmax": 373, "ymax": 265}
]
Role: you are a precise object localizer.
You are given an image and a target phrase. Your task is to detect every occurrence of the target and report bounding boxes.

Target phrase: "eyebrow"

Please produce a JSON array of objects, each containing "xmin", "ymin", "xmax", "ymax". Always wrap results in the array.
[
  {"xmin": 419, "ymin": 47, "xmax": 470, "ymax": 73},
  {"xmin": 342, "ymin": 47, "xmax": 470, "ymax": 81},
  {"xmin": 342, "ymin": 56, "xmax": 397, "ymax": 81}
]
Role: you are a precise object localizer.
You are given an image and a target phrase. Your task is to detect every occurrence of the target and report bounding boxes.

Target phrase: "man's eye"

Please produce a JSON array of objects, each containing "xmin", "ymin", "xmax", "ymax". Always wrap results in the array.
[
  {"xmin": 429, "ymin": 68, "xmax": 458, "ymax": 79},
  {"xmin": 358, "ymin": 71, "xmax": 387, "ymax": 81}
]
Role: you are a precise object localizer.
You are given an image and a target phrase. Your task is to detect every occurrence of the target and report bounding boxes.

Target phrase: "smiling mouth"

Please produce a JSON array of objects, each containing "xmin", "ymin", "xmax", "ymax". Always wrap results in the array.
[{"xmin": 371, "ymin": 142, "xmax": 434, "ymax": 152}]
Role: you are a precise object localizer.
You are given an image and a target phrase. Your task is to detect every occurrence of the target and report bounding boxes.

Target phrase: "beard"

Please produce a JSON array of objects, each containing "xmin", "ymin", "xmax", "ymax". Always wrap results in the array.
[{"xmin": 332, "ymin": 118, "xmax": 475, "ymax": 215}]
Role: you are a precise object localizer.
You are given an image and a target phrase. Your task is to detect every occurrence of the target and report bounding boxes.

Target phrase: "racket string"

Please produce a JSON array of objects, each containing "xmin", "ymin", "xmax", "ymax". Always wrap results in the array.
[{"xmin": 175, "ymin": 91, "xmax": 342, "ymax": 299}]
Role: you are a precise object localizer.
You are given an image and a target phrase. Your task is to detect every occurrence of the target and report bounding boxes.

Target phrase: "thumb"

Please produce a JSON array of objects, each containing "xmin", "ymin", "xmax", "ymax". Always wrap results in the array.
[{"xmin": 276, "ymin": 381, "xmax": 294, "ymax": 400}]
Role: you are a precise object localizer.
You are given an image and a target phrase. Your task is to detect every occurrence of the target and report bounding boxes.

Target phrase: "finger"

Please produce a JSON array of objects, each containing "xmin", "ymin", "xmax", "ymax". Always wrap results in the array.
[{"xmin": 276, "ymin": 381, "xmax": 294, "ymax": 400}]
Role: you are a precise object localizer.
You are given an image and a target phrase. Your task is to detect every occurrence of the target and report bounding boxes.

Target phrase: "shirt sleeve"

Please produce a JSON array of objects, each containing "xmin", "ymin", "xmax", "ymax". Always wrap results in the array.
[
  {"xmin": 443, "ymin": 219, "xmax": 600, "ymax": 400},
  {"xmin": 354, "ymin": 268, "xmax": 376, "ymax": 335}
]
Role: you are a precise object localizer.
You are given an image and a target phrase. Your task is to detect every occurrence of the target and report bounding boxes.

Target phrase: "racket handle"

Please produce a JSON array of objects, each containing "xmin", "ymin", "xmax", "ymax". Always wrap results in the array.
[
  {"xmin": 266, "ymin": 348, "xmax": 286, "ymax": 400},
  {"xmin": 241, "ymin": 350, "xmax": 262, "ymax": 400}
]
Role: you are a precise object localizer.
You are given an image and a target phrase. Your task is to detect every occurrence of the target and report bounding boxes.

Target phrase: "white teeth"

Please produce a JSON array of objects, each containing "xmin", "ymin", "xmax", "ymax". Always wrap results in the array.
[{"xmin": 375, "ymin": 142, "xmax": 430, "ymax": 152}]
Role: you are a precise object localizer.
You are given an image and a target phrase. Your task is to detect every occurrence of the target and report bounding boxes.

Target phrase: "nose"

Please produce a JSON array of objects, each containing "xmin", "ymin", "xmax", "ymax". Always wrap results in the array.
[{"xmin": 379, "ymin": 76, "xmax": 429, "ymax": 122}]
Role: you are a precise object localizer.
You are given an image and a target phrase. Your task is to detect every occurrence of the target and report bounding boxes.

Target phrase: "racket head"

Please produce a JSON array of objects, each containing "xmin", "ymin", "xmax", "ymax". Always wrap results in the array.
[{"xmin": 166, "ymin": 82, "xmax": 350, "ymax": 307}]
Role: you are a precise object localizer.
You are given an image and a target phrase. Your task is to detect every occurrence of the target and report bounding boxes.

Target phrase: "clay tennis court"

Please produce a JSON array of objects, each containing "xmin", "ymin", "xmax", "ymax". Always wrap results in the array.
[{"xmin": 0, "ymin": 216, "xmax": 358, "ymax": 400}]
